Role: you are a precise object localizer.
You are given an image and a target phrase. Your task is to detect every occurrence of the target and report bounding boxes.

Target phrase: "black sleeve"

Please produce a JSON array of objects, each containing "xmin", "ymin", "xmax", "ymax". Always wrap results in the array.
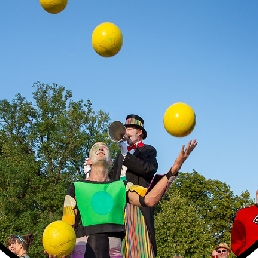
[{"xmin": 123, "ymin": 145, "xmax": 158, "ymax": 178}]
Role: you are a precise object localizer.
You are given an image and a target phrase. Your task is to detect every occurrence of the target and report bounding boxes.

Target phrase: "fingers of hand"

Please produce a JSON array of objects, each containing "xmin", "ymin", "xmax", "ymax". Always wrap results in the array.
[
  {"xmin": 185, "ymin": 139, "xmax": 197, "ymax": 155},
  {"xmin": 191, "ymin": 140, "xmax": 197, "ymax": 152},
  {"xmin": 192, "ymin": 139, "xmax": 198, "ymax": 147}
]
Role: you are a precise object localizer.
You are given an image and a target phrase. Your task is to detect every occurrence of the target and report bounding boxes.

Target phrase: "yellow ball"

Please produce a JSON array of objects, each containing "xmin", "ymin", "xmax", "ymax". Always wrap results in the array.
[
  {"xmin": 163, "ymin": 102, "xmax": 196, "ymax": 137},
  {"xmin": 92, "ymin": 22, "xmax": 123, "ymax": 57},
  {"xmin": 42, "ymin": 220, "xmax": 76, "ymax": 257},
  {"xmin": 39, "ymin": 0, "xmax": 68, "ymax": 14}
]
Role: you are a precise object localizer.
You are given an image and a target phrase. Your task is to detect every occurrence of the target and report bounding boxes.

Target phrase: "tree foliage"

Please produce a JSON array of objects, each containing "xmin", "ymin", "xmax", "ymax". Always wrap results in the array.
[
  {"xmin": 155, "ymin": 170, "xmax": 254, "ymax": 258},
  {"xmin": 0, "ymin": 82, "xmax": 254, "ymax": 257},
  {"xmin": 0, "ymin": 82, "xmax": 118, "ymax": 257},
  {"xmin": 155, "ymin": 190, "xmax": 212, "ymax": 258}
]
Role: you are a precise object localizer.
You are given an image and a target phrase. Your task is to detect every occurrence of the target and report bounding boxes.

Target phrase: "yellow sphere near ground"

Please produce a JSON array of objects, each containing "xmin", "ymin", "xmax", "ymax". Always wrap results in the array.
[
  {"xmin": 39, "ymin": 0, "xmax": 68, "ymax": 14},
  {"xmin": 92, "ymin": 22, "xmax": 123, "ymax": 57},
  {"xmin": 163, "ymin": 102, "xmax": 196, "ymax": 137},
  {"xmin": 42, "ymin": 220, "xmax": 76, "ymax": 257}
]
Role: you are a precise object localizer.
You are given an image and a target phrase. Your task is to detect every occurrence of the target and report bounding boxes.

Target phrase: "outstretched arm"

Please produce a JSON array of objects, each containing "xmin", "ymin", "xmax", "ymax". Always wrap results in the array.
[{"xmin": 128, "ymin": 139, "xmax": 197, "ymax": 207}]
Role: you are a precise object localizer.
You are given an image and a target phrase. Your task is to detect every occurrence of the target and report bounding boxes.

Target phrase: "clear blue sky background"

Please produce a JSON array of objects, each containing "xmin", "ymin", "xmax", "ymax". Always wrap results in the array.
[{"xmin": 0, "ymin": 1, "xmax": 257, "ymax": 200}]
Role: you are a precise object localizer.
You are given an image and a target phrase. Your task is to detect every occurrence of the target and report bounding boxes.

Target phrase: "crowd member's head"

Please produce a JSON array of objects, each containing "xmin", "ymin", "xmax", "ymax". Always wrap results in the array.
[
  {"xmin": 215, "ymin": 243, "xmax": 230, "ymax": 258},
  {"xmin": 6, "ymin": 235, "xmax": 16, "ymax": 253},
  {"xmin": 14, "ymin": 233, "xmax": 34, "ymax": 257}
]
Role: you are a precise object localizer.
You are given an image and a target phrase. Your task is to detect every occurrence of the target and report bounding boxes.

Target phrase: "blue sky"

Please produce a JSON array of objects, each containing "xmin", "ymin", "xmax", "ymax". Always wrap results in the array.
[{"xmin": 0, "ymin": 1, "xmax": 257, "ymax": 201}]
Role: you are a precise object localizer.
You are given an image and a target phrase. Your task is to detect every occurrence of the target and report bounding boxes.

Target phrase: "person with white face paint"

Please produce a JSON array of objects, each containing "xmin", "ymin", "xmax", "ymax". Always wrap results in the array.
[{"xmin": 109, "ymin": 114, "xmax": 159, "ymax": 257}]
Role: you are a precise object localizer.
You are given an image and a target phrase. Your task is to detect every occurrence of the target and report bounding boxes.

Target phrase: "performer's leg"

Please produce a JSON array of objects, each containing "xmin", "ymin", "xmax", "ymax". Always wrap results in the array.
[
  {"xmin": 71, "ymin": 236, "xmax": 88, "ymax": 258},
  {"xmin": 85, "ymin": 235, "xmax": 110, "ymax": 258},
  {"xmin": 123, "ymin": 203, "xmax": 155, "ymax": 257},
  {"xmin": 108, "ymin": 237, "xmax": 122, "ymax": 258}
]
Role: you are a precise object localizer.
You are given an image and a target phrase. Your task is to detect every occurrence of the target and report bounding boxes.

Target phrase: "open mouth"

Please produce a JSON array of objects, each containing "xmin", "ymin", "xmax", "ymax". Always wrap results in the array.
[{"xmin": 95, "ymin": 150, "xmax": 105, "ymax": 155}]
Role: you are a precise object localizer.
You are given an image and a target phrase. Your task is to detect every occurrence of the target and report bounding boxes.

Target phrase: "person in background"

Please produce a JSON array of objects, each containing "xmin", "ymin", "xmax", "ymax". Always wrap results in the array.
[
  {"xmin": 211, "ymin": 249, "xmax": 218, "ymax": 258},
  {"xmin": 215, "ymin": 243, "xmax": 230, "ymax": 258},
  {"xmin": 14, "ymin": 233, "xmax": 34, "ymax": 258},
  {"xmin": 231, "ymin": 190, "xmax": 258, "ymax": 256},
  {"xmin": 5, "ymin": 234, "xmax": 16, "ymax": 253}
]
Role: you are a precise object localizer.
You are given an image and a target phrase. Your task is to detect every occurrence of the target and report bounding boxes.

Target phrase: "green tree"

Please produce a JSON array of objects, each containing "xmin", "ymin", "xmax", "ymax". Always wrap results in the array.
[
  {"xmin": 155, "ymin": 171, "xmax": 253, "ymax": 258},
  {"xmin": 0, "ymin": 82, "xmax": 118, "ymax": 257},
  {"xmin": 155, "ymin": 190, "xmax": 212, "ymax": 258}
]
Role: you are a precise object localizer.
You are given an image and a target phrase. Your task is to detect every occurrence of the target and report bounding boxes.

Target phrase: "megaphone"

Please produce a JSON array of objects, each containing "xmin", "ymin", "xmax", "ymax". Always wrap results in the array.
[{"xmin": 108, "ymin": 121, "xmax": 127, "ymax": 142}]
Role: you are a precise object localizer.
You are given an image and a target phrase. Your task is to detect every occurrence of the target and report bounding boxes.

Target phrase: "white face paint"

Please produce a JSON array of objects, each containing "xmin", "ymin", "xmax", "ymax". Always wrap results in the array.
[{"xmin": 125, "ymin": 127, "xmax": 142, "ymax": 145}]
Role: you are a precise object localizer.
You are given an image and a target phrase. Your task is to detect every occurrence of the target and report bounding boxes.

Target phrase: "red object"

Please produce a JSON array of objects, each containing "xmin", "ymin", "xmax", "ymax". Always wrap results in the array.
[
  {"xmin": 127, "ymin": 144, "xmax": 137, "ymax": 151},
  {"xmin": 127, "ymin": 141, "xmax": 144, "ymax": 151},
  {"xmin": 231, "ymin": 205, "xmax": 258, "ymax": 256}
]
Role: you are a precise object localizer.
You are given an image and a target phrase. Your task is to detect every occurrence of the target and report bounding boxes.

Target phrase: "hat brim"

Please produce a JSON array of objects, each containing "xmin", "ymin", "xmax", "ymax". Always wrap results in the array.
[
  {"xmin": 124, "ymin": 124, "xmax": 147, "ymax": 139},
  {"xmin": 215, "ymin": 246, "xmax": 230, "ymax": 252}
]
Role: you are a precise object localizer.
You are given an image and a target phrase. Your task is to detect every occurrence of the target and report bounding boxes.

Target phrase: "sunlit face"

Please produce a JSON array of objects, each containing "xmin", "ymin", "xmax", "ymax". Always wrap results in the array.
[
  {"xmin": 7, "ymin": 243, "xmax": 16, "ymax": 253},
  {"xmin": 212, "ymin": 250, "xmax": 218, "ymax": 258},
  {"xmin": 14, "ymin": 241, "xmax": 23, "ymax": 256},
  {"xmin": 89, "ymin": 142, "xmax": 111, "ymax": 166},
  {"xmin": 126, "ymin": 127, "xmax": 142, "ymax": 144},
  {"xmin": 217, "ymin": 248, "xmax": 229, "ymax": 257}
]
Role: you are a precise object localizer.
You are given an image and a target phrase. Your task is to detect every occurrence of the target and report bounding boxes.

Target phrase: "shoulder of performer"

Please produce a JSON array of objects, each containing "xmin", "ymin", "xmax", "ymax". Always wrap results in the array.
[
  {"xmin": 124, "ymin": 180, "xmax": 148, "ymax": 196},
  {"xmin": 138, "ymin": 143, "xmax": 157, "ymax": 155},
  {"xmin": 236, "ymin": 204, "xmax": 258, "ymax": 215}
]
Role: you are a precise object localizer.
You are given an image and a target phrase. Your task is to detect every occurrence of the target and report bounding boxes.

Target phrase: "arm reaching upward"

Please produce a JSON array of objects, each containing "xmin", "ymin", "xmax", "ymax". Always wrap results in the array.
[{"xmin": 128, "ymin": 139, "xmax": 198, "ymax": 207}]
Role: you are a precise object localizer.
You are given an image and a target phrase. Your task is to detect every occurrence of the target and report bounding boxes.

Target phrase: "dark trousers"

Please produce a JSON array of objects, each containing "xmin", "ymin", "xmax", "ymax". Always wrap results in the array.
[{"xmin": 85, "ymin": 235, "xmax": 110, "ymax": 258}]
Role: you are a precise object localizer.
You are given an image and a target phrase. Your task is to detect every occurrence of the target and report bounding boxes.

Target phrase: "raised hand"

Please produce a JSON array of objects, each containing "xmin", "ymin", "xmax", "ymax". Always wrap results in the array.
[
  {"xmin": 177, "ymin": 139, "xmax": 198, "ymax": 163},
  {"xmin": 170, "ymin": 139, "xmax": 198, "ymax": 176}
]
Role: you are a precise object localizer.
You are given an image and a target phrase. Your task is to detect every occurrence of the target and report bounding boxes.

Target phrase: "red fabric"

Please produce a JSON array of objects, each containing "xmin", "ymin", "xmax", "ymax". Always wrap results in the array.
[
  {"xmin": 137, "ymin": 141, "xmax": 144, "ymax": 148},
  {"xmin": 127, "ymin": 141, "xmax": 144, "ymax": 151},
  {"xmin": 231, "ymin": 205, "xmax": 258, "ymax": 256},
  {"xmin": 127, "ymin": 144, "xmax": 136, "ymax": 151}
]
